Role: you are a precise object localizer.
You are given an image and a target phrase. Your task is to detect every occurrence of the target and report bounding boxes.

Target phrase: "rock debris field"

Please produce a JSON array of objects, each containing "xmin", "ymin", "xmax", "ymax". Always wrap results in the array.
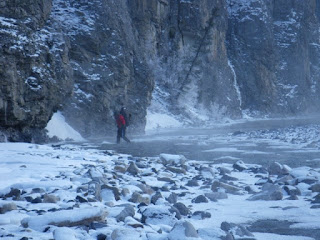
[{"xmin": 0, "ymin": 142, "xmax": 319, "ymax": 240}]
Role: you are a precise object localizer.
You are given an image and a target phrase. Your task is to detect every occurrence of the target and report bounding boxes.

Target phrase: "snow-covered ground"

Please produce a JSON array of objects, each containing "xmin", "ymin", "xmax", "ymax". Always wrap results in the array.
[{"xmin": 0, "ymin": 116, "xmax": 320, "ymax": 239}]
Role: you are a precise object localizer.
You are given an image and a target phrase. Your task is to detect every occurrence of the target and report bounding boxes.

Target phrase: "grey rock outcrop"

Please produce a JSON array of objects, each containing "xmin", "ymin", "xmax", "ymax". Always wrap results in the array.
[
  {"xmin": 227, "ymin": 0, "xmax": 320, "ymax": 115},
  {"xmin": 0, "ymin": 0, "xmax": 72, "ymax": 142}
]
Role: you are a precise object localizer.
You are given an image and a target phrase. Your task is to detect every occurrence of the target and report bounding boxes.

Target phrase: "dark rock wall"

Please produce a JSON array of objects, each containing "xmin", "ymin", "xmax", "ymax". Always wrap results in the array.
[
  {"xmin": 0, "ymin": 0, "xmax": 73, "ymax": 142},
  {"xmin": 227, "ymin": 0, "xmax": 320, "ymax": 115},
  {"xmin": 52, "ymin": 0, "xmax": 154, "ymax": 137}
]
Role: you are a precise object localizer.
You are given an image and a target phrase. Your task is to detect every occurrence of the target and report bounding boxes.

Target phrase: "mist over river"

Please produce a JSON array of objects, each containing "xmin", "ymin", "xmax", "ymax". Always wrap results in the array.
[{"xmin": 95, "ymin": 116, "xmax": 320, "ymax": 169}]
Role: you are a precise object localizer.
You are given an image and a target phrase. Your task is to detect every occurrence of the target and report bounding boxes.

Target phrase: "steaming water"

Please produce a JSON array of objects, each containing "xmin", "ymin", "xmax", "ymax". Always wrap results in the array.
[{"xmin": 98, "ymin": 117, "xmax": 320, "ymax": 168}]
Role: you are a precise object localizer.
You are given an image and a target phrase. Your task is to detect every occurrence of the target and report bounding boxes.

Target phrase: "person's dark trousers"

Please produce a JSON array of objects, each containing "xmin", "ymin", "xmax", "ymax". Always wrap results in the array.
[
  {"xmin": 117, "ymin": 127, "xmax": 130, "ymax": 143},
  {"xmin": 121, "ymin": 127, "xmax": 130, "ymax": 143},
  {"xmin": 116, "ymin": 127, "xmax": 121, "ymax": 143}
]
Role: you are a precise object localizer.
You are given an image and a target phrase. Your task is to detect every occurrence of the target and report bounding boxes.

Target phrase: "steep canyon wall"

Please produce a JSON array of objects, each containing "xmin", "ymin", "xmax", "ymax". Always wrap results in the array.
[{"xmin": 0, "ymin": 0, "xmax": 319, "ymax": 141}]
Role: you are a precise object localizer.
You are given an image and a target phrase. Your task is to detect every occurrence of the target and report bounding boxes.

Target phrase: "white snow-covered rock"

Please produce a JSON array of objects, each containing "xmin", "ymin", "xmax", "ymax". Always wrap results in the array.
[
  {"xmin": 160, "ymin": 154, "xmax": 186, "ymax": 166},
  {"xmin": 53, "ymin": 227, "xmax": 77, "ymax": 240},
  {"xmin": 21, "ymin": 207, "xmax": 107, "ymax": 231}
]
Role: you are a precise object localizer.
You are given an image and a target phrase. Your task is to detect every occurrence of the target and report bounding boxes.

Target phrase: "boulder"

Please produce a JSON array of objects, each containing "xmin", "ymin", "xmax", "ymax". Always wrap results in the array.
[
  {"xmin": 126, "ymin": 162, "xmax": 140, "ymax": 176},
  {"xmin": 233, "ymin": 161, "xmax": 248, "ymax": 171},
  {"xmin": 166, "ymin": 192, "xmax": 178, "ymax": 204},
  {"xmin": 205, "ymin": 192, "xmax": 228, "ymax": 201},
  {"xmin": 211, "ymin": 180, "xmax": 242, "ymax": 194},
  {"xmin": 141, "ymin": 205, "xmax": 177, "ymax": 226},
  {"xmin": 160, "ymin": 154, "xmax": 186, "ymax": 166},
  {"xmin": 43, "ymin": 194, "xmax": 60, "ymax": 203},
  {"xmin": 116, "ymin": 204, "xmax": 135, "ymax": 222},
  {"xmin": 129, "ymin": 192, "xmax": 150, "ymax": 205},
  {"xmin": 248, "ymin": 183, "xmax": 283, "ymax": 201},
  {"xmin": 192, "ymin": 211, "xmax": 211, "ymax": 220},
  {"xmin": 173, "ymin": 202, "xmax": 190, "ymax": 216},
  {"xmin": 168, "ymin": 221, "xmax": 199, "ymax": 240},
  {"xmin": 21, "ymin": 207, "xmax": 108, "ymax": 231},
  {"xmin": 192, "ymin": 195, "xmax": 208, "ymax": 203},
  {"xmin": 0, "ymin": 202, "xmax": 17, "ymax": 214}
]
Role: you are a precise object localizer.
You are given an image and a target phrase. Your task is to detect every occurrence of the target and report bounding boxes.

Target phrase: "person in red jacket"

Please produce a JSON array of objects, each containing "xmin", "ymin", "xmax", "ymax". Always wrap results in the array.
[{"xmin": 114, "ymin": 111, "xmax": 130, "ymax": 143}]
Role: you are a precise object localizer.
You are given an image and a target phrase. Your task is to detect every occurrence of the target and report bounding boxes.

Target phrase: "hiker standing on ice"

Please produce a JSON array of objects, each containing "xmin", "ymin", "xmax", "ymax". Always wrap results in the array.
[{"xmin": 115, "ymin": 110, "xmax": 130, "ymax": 143}]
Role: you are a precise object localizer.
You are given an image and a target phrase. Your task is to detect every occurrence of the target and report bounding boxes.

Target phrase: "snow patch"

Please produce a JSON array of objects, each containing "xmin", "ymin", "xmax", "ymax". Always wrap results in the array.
[
  {"xmin": 46, "ymin": 111, "xmax": 85, "ymax": 141},
  {"xmin": 146, "ymin": 111, "xmax": 182, "ymax": 131}
]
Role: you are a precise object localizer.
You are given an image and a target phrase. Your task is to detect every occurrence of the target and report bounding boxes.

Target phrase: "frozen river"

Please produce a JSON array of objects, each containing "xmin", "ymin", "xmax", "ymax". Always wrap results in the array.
[{"xmin": 98, "ymin": 116, "xmax": 320, "ymax": 168}]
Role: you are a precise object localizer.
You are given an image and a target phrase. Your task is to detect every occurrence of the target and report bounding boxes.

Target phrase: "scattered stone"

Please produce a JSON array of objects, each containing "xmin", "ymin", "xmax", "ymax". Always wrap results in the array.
[
  {"xmin": 151, "ymin": 192, "xmax": 163, "ymax": 205},
  {"xmin": 116, "ymin": 204, "xmax": 135, "ymax": 222},
  {"xmin": 53, "ymin": 227, "xmax": 77, "ymax": 240},
  {"xmin": 275, "ymin": 175, "xmax": 295, "ymax": 185},
  {"xmin": 221, "ymin": 174, "xmax": 238, "ymax": 181},
  {"xmin": 111, "ymin": 228, "xmax": 140, "ymax": 240},
  {"xmin": 24, "ymin": 196, "xmax": 33, "ymax": 202},
  {"xmin": 157, "ymin": 177, "xmax": 175, "ymax": 184},
  {"xmin": 101, "ymin": 185, "xmax": 121, "ymax": 201},
  {"xmin": 0, "ymin": 202, "xmax": 17, "ymax": 214},
  {"xmin": 90, "ymin": 222, "xmax": 108, "ymax": 230},
  {"xmin": 233, "ymin": 160, "xmax": 248, "ymax": 171},
  {"xmin": 310, "ymin": 183, "xmax": 320, "ymax": 192},
  {"xmin": 160, "ymin": 154, "xmax": 186, "ymax": 166},
  {"xmin": 192, "ymin": 195, "xmax": 208, "ymax": 203},
  {"xmin": 192, "ymin": 211, "xmax": 211, "ymax": 219},
  {"xmin": 311, "ymin": 193, "xmax": 320, "ymax": 204},
  {"xmin": 121, "ymin": 188, "xmax": 130, "ymax": 197},
  {"xmin": 219, "ymin": 167, "xmax": 231, "ymax": 175},
  {"xmin": 221, "ymin": 221, "xmax": 255, "ymax": 239},
  {"xmin": 173, "ymin": 202, "xmax": 190, "ymax": 216},
  {"xmin": 205, "ymin": 192, "xmax": 228, "ymax": 201},
  {"xmin": 168, "ymin": 221, "xmax": 199, "ymax": 240},
  {"xmin": 283, "ymin": 185, "xmax": 301, "ymax": 196},
  {"xmin": 248, "ymin": 183, "xmax": 283, "ymax": 201},
  {"xmin": 166, "ymin": 166, "xmax": 186, "ymax": 174},
  {"xmin": 245, "ymin": 185, "xmax": 259, "ymax": 194},
  {"xmin": 126, "ymin": 162, "xmax": 140, "ymax": 176},
  {"xmin": 96, "ymin": 233, "xmax": 107, "ymax": 240},
  {"xmin": 254, "ymin": 178, "xmax": 270, "ymax": 186},
  {"xmin": 21, "ymin": 207, "xmax": 107, "ymax": 231},
  {"xmin": 286, "ymin": 195, "xmax": 299, "ymax": 200},
  {"xmin": 137, "ymin": 183, "xmax": 154, "ymax": 195},
  {"xmin": 43, "ymin": 194, "xmax": 60, "ymax": 203},
  {"xmin": 114, "ymin": 165, "xmax": 127, "ymax": 173},
  {"xmin": 129, "ymin": 192, "xmax": 150, "ymax": 205},
  {"xmin": 311, "ymin": 204, "xmax": 320, "ymax": 209},
  {"xmin": 5, "ymin": 188, "xmax": 21, "ymax": 200},
  {"xmin": 169, "ymin": 206, "xmax": 182, "ymax": 220},
  {"xmin": 76, "ymin": 195, "xmax": 88, "ymax": 203},
  {"xmin": 295, "ymin": 177, "xmax": 318, "ymax": 185},
  {"xmin": 211, "ymin": 180, "xmax": 242, "ymax": 194},
  {"xmin": 186, "ymin": 179, "xmax": 199, "ymax": 187},
  {"xmin": 125, "ymin": 216, "xmax": 144, "ymax": 228},
  {"xmin": 31, "ymin": 197, "xmax": 42, "ymax": 204},
  {"xmin": 31, "ymin": 188, "xmax": 45, "ymax": 194},
  {"xmin": 166, "ymin": 192, "xmax": 178, "ymax": 204},
  {"xmin": 141, "ymin": 205, "xmax": 177, "ymax": 226}
]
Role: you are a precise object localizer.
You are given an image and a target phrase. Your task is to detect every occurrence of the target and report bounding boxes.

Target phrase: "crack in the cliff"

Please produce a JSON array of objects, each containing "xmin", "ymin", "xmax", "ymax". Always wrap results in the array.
[
  {"xmin": 179, "ymin": 8, "xmax": 219, "ymax": 93},
  {"xmin": 177, "ymin": 0, "xmax": 185, "ymax": 46}
]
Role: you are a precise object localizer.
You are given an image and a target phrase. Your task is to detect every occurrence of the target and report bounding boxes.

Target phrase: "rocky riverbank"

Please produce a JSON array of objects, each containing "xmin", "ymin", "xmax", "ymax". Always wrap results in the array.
[{"xmin": 0, "ymin": 142, "xmax": 319, "ymax": 239}]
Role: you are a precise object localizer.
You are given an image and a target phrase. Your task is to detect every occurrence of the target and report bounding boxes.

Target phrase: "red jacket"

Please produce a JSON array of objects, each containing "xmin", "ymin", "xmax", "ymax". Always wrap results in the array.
[{"xmin": 116, "ymin": 114, "xmax": 126, "ymax": 128}]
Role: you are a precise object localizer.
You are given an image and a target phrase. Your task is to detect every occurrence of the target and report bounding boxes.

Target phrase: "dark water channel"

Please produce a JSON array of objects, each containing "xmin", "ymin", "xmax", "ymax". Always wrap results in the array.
[{"xmin": 97, "ymin": 117, "xmax": 320, "ymax": 169}]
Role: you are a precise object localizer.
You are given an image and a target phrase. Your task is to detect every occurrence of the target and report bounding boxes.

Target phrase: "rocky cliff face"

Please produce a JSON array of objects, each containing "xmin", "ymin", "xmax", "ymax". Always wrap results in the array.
[
  {"xmin": 227, "ymin": 0, "xmax": 320, "ymax": 116},
  {"xmin": 0, "ymin": 0, "xmax": 319, "ymax": 142},
  {"xmin": 0, "ymin": 0, "xmax": 72, "ymax": 142}
]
